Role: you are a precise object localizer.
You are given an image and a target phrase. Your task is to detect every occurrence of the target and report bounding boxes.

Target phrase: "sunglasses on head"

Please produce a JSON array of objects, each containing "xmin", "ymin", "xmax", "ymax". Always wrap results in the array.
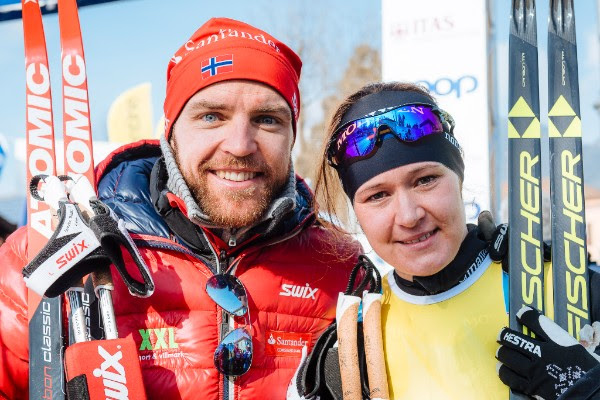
[
  {"xmin": 326, "ymin": 103, "xmax": 456, "ymax": 169},
  {"xmin": 206, "ymin": 274, "xmax": 252, "ymax": 377}
]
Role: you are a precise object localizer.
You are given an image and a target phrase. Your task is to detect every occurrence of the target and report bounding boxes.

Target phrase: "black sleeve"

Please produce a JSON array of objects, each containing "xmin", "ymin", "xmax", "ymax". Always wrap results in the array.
[
  {"xmin": 590, "ymin": 264, "xmax": 600, "ymax": 323},
  {"xmin": 557, "ymin": 364, "xmax": 600, "ymax": 400}
]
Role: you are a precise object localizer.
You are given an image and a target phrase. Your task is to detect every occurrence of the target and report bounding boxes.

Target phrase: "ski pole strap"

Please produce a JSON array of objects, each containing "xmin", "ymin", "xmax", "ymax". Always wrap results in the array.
[
  {"xmin": 66, "ymin": 375, "xmax": 90, "ymax": 400},
  {"xmin": 22, "ymin": 201, "xmax": 104, "ymax": 297},
  {"xmin": 345, "ymin": 255, "xmax": 381, "ymax": 296},
  {"xmin": 22, "ymin": 199, "xmax": 155, "ymax": 298},
  {"xmin": 296, "ymin": 322, "xmax": 338, "ymax": 397},
  {"xmin": 293, "ymin": 255, "xmax": 379, "ymax": 399},
  {"xmin": 87, "ymin": 200, "xmax": 155, "ymax": 298}
]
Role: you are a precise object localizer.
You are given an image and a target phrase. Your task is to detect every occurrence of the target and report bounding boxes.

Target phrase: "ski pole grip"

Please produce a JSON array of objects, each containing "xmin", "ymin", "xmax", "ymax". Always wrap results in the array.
[
  {"xmin": 336, "ymin": 293, "xmax": 362, "ymax": 400},
  {"xmin": 22, "ymin": 202, "xmax": 104, "ymax": 297},
  {"xmin": 91, "ymin": 266, "xmax": 114, "ymax": 293},
  {"xmin": 363, "ymin": 292, "xmax": 389, "ymax": 400}
]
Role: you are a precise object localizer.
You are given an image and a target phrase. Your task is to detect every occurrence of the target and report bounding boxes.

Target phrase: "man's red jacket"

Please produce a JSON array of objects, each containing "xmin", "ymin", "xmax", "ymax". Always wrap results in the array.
[{"xmin": 0, "ymin": 141, "xmax": 360, "ymax": 399}]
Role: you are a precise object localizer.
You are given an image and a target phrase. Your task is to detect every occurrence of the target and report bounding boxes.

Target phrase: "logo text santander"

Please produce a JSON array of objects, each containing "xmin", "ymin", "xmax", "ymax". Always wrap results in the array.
[
  {"xmin": 26, "ymin": 61, "xmax": 54, "ymax": 239},
  {"xmin": 92, "ymin": 344, "xmax": 129, "ymax": 400},
  {"xmin": 265, "ymin": 330, "xmax": 312, "ymax": 358}
]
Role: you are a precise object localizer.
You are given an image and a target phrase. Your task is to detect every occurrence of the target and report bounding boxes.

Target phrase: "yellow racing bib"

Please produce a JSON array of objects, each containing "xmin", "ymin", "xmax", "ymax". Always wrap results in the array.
[{"xmin": 381, "ymin": 257, "xmax": 508, "ymax": 399}]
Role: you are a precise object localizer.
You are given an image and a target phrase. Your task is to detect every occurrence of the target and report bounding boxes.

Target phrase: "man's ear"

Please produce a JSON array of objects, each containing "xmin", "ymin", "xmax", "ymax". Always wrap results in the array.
[{"xmin": 169, "ymin": 130, "xmax": 175, "ymax": 149}]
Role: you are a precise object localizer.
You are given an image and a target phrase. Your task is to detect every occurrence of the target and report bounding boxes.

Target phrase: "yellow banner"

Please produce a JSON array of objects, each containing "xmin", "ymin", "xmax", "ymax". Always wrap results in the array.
[{"xmin": 107, "ymin": 82, "xmax": 154, "ymax": 143}]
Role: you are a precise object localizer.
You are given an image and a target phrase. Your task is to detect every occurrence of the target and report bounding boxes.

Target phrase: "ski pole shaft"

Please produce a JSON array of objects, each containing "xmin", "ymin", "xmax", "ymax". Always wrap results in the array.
[
  {"xmin": 67, "ymin": 282, "xmax": 89, "ymax": 344},
  {"xmin": 92, "ymin": 267, "xmax": 118, "ymax": 340}
]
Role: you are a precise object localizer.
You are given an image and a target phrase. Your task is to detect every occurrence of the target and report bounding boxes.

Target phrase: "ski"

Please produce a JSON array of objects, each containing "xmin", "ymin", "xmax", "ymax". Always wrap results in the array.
[
  {"xmin": 548, "ymin": 0, "xmax": 590, "ymax": 338},
  {"xmin": 507, "ymin": 1, "xmax": 545, "ymax": 398},
  {"xmin": 23, "ymin": 0, "xmax": 96, "ymax": 397},
  {"xmin": 22, "ymin": 1, "xmax": 65, "ymax": 398},
  {"xmin": 58, "ymin": 0, "xmax": 96, "ymax": 192},
  {"xmin": 57, "ymin": 0, "xmax": 97, "ymax": 347}
]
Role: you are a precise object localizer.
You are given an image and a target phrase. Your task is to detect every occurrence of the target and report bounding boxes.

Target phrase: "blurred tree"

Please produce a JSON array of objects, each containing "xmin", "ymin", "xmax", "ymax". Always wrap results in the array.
[
  {"xmin": 296, "ymin": 44, "xmax": 382, "ymax": 183},
  {"xmin": 252, "ymin": 3, "xmax": 381, "ymax": 184}
]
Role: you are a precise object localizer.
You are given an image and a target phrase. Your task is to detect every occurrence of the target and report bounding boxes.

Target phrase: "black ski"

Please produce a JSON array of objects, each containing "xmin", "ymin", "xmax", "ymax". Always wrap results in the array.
[
  {"xmin": 548, "ymin": 0, "xmax": 590, "ymax": 338},
  {"xmin": 507, "ymin": 1, "xmax": 545, "ymax": 398}
]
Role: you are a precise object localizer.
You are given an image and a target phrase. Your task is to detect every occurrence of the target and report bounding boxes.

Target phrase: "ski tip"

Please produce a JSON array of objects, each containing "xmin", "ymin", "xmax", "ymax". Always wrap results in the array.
[
  {"xmin": 510, "ymin": 0, "xmax": 537, "ymax": 41},
  {"xmin": 549, "ymin": 0, "xmax": 575, "ymax": 39}
]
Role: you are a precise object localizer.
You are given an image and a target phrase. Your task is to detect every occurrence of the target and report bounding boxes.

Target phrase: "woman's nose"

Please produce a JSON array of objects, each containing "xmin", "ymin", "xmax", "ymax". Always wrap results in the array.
[{"xmin": 393, "ymin": 192, "xmax": 425, "ymax": 228}]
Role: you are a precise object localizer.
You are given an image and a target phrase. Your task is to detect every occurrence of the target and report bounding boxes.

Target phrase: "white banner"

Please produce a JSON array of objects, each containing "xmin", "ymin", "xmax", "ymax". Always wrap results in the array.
[{"xmin": 382, "ymin": 0, "xmax": 491, "ymax": 222}]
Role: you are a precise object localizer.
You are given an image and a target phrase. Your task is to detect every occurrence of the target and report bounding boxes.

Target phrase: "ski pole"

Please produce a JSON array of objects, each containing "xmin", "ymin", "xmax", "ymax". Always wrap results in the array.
[
  {"xmin": 362, "ymin": 291, "xmax": 389, "ymax": 400},
  {"xmin": 336, "ymin": 292, "xmax": 362, "ymax": 400},
  {"xmin": 33, "ymin": 175, "xmax": 90, "ymax": 344},
  {"xmin": 91, "ymin": 267, "xmax": 118, "ymax": 340},
  {"xmin": 67, "ymin": 175, "xmax": 119, "ymax": 340}
]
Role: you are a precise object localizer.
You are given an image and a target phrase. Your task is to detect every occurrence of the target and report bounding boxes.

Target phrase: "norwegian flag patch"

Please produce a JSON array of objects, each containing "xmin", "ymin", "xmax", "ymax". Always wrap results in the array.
[{"xmin": 201, "ymin": 54, "xmax": 234, "ymax": 79}]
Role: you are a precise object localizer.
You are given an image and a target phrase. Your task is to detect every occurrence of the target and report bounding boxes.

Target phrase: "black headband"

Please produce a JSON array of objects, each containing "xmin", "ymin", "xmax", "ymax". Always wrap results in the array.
[{"xmin": 333, "ymin": 90, "xmax": 465, "ymax": 201}]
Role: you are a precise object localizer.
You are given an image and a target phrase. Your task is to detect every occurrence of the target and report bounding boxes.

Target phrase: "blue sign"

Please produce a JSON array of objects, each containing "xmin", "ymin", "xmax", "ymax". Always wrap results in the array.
[
  {"xmin": 0, "ymin": 0, "xmax": 125, "ymax": 21},
  {"xmin": 416, "ymin": 75, "xmax": 478, "ymax": 99}
]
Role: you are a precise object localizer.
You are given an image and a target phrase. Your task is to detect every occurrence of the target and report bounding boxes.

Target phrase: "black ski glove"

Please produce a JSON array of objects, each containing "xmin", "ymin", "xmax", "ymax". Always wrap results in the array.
[
  {"xmin": 497, "ymin": 306, "xmax": 600, "ymax": 400},
  {"xmin": 477, "ymin": 210, "xmax": 550, "ymax": 273}
]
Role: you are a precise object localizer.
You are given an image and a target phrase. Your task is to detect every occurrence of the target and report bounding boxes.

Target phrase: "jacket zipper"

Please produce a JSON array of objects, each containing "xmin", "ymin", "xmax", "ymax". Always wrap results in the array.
[{"xmin": 218, "ymin": 249, "xmax": 236, "ymax": 400}]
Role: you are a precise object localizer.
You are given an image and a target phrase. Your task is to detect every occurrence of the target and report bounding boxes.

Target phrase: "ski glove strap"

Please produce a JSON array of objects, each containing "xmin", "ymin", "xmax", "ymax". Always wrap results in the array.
[
  {"xmin": 87, "ymin": 200, "xmax": 155, "ymax": 298},
  {"xmin": 22, "ymin": 201, "xmax": 105, "ymax": 297},
  {"xmin": 496, "ymin": 306, "xmax": 600, "ymax": 400},
  {"xmin": 22, "ymin": 199, "xmax": 155, "ymax": 298}
]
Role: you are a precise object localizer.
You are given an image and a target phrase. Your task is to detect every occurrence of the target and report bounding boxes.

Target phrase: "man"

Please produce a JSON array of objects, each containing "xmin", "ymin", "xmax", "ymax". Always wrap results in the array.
[{"xmin": 0, "ymin": 18, "xmax": 359, "ymax": 399}]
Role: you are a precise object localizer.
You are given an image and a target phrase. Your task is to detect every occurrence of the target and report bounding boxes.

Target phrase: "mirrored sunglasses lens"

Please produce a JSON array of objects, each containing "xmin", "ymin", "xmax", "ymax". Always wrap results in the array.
[
  {"xmin": 344, "ymin": 120, "xmax": 377, "ymax": 159},
  {"xmin": 388, "ymin": 105, "xmax": 444, "ymax": 140},
  {"xmin": 206, "ymin": 275, "xmax": 248, "ymax": 317},
  {"xmin": 214, "ymin": 328, "xmax": 253, "ymax": 376}
]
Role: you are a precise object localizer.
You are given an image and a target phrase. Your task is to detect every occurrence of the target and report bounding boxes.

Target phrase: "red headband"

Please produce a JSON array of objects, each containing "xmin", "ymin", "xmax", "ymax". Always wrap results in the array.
[{"xmin": 163, "ymin": 17, "xmax": 302, "ymax": 139}]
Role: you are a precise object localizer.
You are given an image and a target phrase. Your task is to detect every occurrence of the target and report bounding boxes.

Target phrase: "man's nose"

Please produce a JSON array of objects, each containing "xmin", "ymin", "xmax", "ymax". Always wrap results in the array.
[{"xmin": 219, "ymin": 118, "xmax": 258, "ymax": 157}]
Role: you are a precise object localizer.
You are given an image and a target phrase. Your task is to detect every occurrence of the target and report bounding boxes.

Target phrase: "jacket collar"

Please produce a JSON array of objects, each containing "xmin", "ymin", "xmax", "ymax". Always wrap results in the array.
[{"xmin": 151, "ymin": 149, "xmax": 311, "ymax": 253}]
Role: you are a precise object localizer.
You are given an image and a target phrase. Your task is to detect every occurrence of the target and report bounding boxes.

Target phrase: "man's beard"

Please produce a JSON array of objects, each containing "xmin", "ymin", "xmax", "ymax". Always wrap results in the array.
[{"xmin": 172, "ymin": 140, "xmax": 290, "ymax": 229}]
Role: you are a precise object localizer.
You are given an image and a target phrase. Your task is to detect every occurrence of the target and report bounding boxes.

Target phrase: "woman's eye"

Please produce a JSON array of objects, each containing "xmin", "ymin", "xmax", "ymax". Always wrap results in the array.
[
  {"xmin": 416, "ymin": 175, "xmax": 437, "ymax": 186},
  {"xmin": 367, "ymin": 192, "xmax": 387, "ymax": 201}
]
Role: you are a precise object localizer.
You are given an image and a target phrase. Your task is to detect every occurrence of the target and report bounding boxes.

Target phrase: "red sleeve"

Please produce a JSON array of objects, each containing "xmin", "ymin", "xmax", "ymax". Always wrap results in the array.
[{"xmin": 0, "ymin": 227, "xmax": 30, "ymax": 399}]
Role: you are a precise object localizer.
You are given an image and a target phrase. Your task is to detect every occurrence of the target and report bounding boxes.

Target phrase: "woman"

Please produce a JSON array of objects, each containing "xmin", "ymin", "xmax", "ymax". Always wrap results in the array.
[{"xmin": 292, "ymin": 82, "xmax": 600, "ymax": 400}]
